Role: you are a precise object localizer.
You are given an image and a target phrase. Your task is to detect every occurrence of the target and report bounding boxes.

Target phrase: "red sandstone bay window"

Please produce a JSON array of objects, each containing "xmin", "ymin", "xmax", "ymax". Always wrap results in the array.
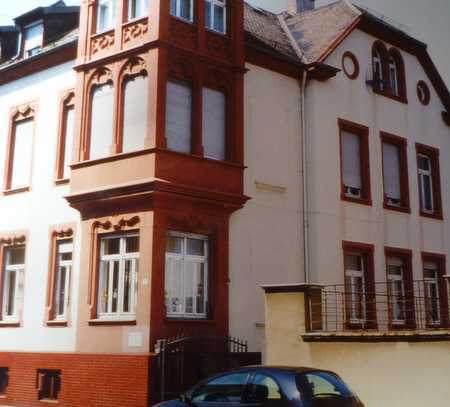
[
  {"xmin": 170, "ymin": 0, "xmax": 194, "ymax": 22},
  {"xmin": 343, "ymin": 242, "xmax": 376, "ymax": 329},
  {"xmin": 338, "ymin": 119, "xmax": 371, "ymax": 205},
  {"xmin": 205, "ymin": 0, "xmax": 227, "ymax": 34},
  {"xmin": 416, "ymin": 143, "xmax": 442, "ymax": 219},
  {"xmin": 4, "ymin": 107, "xmax": 35, "ymax": 193},
  {"xmin": 128, "ymin": 0, "xmax": 149, "ymax": 21},
  {"xmin": 97, "ymin": 234, "xmax": 139, "ymax": 320},
  {"xmin": 1, "ymin": 245, "xmax": 26, "ymax": 323},
  {"xmin": 381, "ymin": 132, "xmax": 410, "ymax": 212},
  {"xmin": 165, "ymin": 232, "xmax": 209, "ymax": 319}
]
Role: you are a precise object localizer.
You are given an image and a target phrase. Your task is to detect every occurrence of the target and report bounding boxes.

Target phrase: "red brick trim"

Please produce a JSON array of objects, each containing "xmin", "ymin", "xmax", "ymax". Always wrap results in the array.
[
  {"xmin": 338, "ymin": 118, "xmax": 372, "ymax": 206},
  {"xmin": 380, "ymin": 131, "xmax": 410, "ymax": 213}
]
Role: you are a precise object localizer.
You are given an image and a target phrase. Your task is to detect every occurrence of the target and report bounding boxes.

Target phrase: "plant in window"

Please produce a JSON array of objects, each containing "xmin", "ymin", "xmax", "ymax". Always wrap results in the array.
[{"xmin": 165, "ymin": 232, "xmax": 209, "ymax": 319}]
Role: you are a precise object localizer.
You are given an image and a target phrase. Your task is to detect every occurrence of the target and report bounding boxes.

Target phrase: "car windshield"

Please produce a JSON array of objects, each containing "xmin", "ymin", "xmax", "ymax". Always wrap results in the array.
[{"xmin": 296, "ymin": 371, "xmax": 357, "ymax": 407}]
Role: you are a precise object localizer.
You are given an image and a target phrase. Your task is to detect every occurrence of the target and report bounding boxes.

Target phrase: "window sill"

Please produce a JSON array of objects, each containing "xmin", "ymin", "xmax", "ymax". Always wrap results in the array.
[
  {"xmin": 46, "ymin": 320, "xmax": 68, "ymax": 327},
  {"xmin": 3, "ymin": 186, "xmax": 30, "ymax": 195},
  {"xmin": 170, "ymin": 15, "xmax": 194, "ymax": 26},
  {"xmin": 0, "ymin": 320, "xmax": 20, "ymax": 327},
  {"xmin": 420, "ymin": 210, "xmax": 443, "ymax": 220},
  {"xmin": 54, "ymin": 178, "xmax": 70, "ymax": 186},
  {"xmin": 373, "ymin": 89, "xmax": 408, "ymax": 104},
  {"xmin": 205, "ymin": 27, "xmax": 228, "ymax": 37},
  {"xmin": 123, "ymin": 16, "xmax": 148, "ymax": 27},
  {"xmin": 88, "ymin": 319, "xmax": 136, "ymax": 326},
  {"xmin": 91, "ymin": 28, "xmax": 115, "ymax": 39},
  {"xmin": 166, "ymin": 317, "xmax": 215, "ymax": 324},
  {"xmin": 39, "ymin": 398, "xmax": 59, "ymax": 404},
  {"xmin": 72, "ymin": 148, "xmax": 154, "ymax": 169},
  {"xmin": 341, "ymin": 194, "xmax": 372, "ymax": 206},
  {"xmin": 383, "ymin": 202, "xmax": 411, "ymax": 214}
]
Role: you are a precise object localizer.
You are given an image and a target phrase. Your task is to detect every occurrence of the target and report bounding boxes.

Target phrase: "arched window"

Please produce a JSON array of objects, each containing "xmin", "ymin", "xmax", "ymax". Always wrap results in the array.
[
  {"xmin": 388, "ymin": 48, "xmax": 406, "ymax": 101},
  {"xmin": 89, "ymin": 81, "xmax": 114, "ymax": 160},
  {"xmin": 122, "ymin": 75, "xmax": 148, "ymax": 153},
  {"xmin": 372, "ymin": 41, "xmax": 388, "ymax": 93}
]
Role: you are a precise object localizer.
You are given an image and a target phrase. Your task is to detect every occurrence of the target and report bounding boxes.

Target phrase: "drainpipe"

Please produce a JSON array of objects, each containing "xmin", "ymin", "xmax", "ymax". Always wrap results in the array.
[{"xmin": 299, "ymin": 69, "xmax": 310, "ymax": 284}]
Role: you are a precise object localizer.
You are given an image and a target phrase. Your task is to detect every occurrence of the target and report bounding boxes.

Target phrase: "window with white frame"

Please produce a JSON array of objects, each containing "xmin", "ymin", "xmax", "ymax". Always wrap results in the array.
[
  {"xmin": 97, "ymin": 0, "xmax": 117, "ymax": 33},
  {"xmin": 417, "ymin": 153, "xmax": 434, "ymax": 213},
  {"xmin": 389, "ymin": 57, "xmax": 399, "ymax": 97},
  {"xmin": 128, "ymin": 0, "xmax": 149, "ymax": 20},
  {"xmin": 53, "ymin": 240, "xmax": 73, "ymax": 321},
  {"xmin": 341, "ymin": 130, "xmax": 362, "ymax": 199},
  {"xmin": 202, "ymin": 87, "xmax": 226, "ymax": 160},
  {"xmin": 205, "ymin": 0, "xmax": 226, "ymax": 34},
  {"xmin": 382, "ymin": 142, "xmax": 401, "ymax": 206},
  {"xmin": 166, "ymin": 81, "xmax": 192, "ymax": 154},
  {"xmin": 2, "ymin": 246, "xmax": 25, "ymax": 321},
  {"xmin": 386, "ymin": 256, "xmax": 406, "ymax": 324},
  {"xmin": 165, "ymin": 232, "xmax": 208, "ymax": 319},
  {"xmin": 424, "ymin": 261, "xmax": 441, "ymax": 325},
  {"xmin": 98, "ymin": 234, "xmax": 139, "ymax": 319},
  {"xmin": 344, "ymin": 253, "xmax": 366, "ymax": 324},
  {"xmin": 23, "ymin": 21, "xmax": 43, "ymax": 58},
  {"xmin": 170, "ymin": 0, "xmax": 193, "ymax": 22}
]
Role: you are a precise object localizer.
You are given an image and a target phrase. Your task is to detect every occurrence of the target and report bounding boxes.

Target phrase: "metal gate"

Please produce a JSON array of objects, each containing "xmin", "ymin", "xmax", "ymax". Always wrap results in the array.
[{"xmin": 154, "ymin": 334, "xmax": 261, "ymax": 402}]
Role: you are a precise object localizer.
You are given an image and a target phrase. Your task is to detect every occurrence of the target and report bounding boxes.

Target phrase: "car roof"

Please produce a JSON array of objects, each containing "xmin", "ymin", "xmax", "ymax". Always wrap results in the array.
[{"xmin": 234, "ymin": 365, "xmax": 338, "ymax": 375}]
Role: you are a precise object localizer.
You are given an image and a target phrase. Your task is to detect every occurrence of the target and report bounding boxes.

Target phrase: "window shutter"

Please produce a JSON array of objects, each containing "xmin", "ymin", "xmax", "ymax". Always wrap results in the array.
[
  {"xmin": 341, "ymin": 131, "xmax": 362, "ymax": 189},
  {"xmin": 90, "ymin": 83, "xmax": 114, "ymax": 160},
  {"xmin": 202, "ymin": 87, "xmax": 226, "ymax": 160},
  {"xmin": 383, "ymin": 142, "xmax": 401, "ymax": 200},
  {"xmin": 122, "ymin": 75, "xmax": 148, "ymax": 153},
  {"xmin": 166, "ymin": 81, "xmax": 192, "ymax": 154},
  {"xmin": 11, "ymin": 119, "xmax": 34, "ymax": 189}
]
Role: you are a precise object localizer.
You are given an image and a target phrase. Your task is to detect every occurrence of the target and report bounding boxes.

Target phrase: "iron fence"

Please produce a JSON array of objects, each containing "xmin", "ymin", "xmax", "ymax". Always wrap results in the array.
[{"xmin": 308, "ymin": 280, "xmax": 450, "ymax": 333}]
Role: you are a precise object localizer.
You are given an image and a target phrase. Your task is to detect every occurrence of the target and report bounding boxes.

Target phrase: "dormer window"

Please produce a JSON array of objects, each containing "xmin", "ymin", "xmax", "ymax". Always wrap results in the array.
[
  {"xmin": 128, "ymin": 0, "xmax": 149, "ymax": 20},
  {"xmin": 23, "ymin": 21, "xmax": 43, "ymax": 58},
  {"xmin": 97, "ymin": 0, "xmax": 117, "ymax": 33}
]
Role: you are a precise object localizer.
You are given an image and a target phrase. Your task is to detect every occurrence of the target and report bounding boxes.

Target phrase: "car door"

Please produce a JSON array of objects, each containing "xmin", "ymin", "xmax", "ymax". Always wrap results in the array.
[
  {"xmin": 191, "ymin": 371, "xmax": 251, "ymax": 407},
  {"xmin": 244, "ymin": 372, "xmax": 287, "ymax": 407}
]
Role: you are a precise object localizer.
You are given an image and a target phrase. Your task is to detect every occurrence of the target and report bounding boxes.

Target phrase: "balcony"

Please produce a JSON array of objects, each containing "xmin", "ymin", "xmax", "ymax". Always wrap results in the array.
[{"xmin": 305, "ymin": 281, "xmax": 450, "ymax": 341}]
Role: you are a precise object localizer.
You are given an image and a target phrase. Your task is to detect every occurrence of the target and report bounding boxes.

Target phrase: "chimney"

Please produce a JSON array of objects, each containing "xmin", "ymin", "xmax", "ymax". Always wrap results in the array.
[{"xmin": 288, "ymin": 0, "xmax": 316, "ymax": 13}]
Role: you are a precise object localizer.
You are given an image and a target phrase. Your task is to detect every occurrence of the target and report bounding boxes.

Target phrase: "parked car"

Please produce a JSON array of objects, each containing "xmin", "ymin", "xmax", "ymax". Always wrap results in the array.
[{"xmin": 154, "ymin": 366, "xmax": 364, "ymax": 407}]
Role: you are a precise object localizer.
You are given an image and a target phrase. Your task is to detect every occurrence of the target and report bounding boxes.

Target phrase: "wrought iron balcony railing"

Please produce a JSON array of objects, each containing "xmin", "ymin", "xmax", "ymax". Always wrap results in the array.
[{"xmin": 307, "ymin": 280, "xmax": 450, "ymax": 333}]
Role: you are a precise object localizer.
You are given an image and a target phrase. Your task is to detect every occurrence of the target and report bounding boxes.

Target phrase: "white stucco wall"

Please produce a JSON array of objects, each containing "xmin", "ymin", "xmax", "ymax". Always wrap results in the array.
[
  {"xmin": 229, "ymin": 63, "xmax": 304, "ymax": 352},
  {"xmin": 0, "ymin": 61, "xmax": 80, "ymax": 352},
  {"xmin": 306, "ymin": 28, "xmax": 450, "ymax": 286}
]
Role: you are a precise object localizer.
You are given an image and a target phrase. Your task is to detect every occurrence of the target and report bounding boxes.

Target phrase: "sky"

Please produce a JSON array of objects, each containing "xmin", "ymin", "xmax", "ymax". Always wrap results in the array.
[{"xmin": 0, "ymin": 0, "xmax": 449, "ymax": 86}]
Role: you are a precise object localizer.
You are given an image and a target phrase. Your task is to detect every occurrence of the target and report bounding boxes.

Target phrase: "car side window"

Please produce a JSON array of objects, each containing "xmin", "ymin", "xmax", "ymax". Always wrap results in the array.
[
  {"xmin": 247, "ymin": 374, "xmax": 282, "ymax": 404},
  {"xmin": 192, "ymin": 372, "xmax": 249, "ymax": 403}
]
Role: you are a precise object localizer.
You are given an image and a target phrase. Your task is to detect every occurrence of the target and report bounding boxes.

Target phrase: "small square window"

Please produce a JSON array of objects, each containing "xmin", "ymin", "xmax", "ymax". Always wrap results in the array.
[
  {"xmin": 0, "ymin": 367, "xmax": 8, "ymax": 395},
  {"xmin": 37, "ymin": 369, "xmax": 61, "ymax": 401}
]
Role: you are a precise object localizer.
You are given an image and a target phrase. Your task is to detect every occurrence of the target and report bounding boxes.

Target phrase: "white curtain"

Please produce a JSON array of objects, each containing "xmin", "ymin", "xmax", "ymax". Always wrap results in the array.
[
  {"xmin": 383, "ymin": 142, "xmax": 401, "ymax": 200},
  {"xmin": 166, "ymin": 81, "xmax": 192, "ymax": 154},
  {"xmin": 202, "ymin": 87, "xmax": 226, "ymax": 160},
  {"xmin": 341, "ymin": 131, "xmax": 362, "ymax": 189}
]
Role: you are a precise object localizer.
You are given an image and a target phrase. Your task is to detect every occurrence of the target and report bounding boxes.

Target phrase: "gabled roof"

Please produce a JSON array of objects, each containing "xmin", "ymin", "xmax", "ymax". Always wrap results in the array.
[
  {"xmin": 14, "ymin": 0, "xmax": 79, "ymax": 26},
  {"xmin": 244, "ymin": 0, "xmax": 450, "ymax": 118}
]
